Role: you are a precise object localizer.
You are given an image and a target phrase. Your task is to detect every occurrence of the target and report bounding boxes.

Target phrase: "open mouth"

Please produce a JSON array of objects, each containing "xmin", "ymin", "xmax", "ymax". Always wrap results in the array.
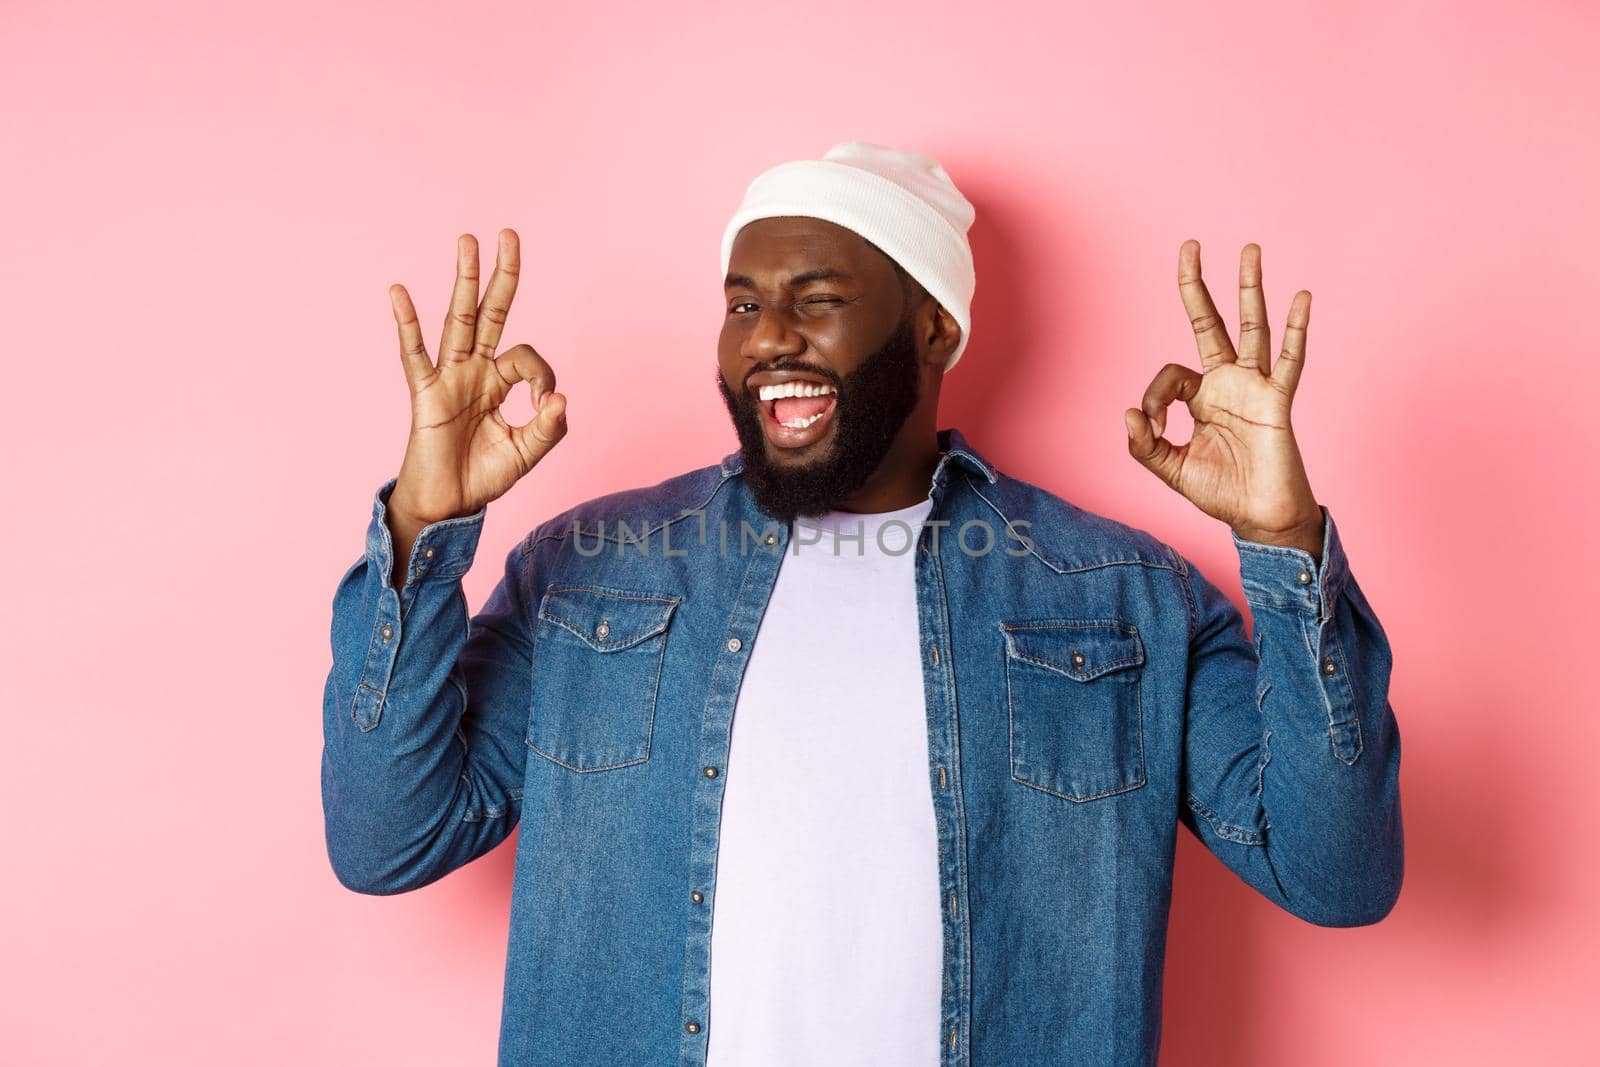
[{"xmin": 747, "ymin": 374, "xmax": 840, "ymax": 450}]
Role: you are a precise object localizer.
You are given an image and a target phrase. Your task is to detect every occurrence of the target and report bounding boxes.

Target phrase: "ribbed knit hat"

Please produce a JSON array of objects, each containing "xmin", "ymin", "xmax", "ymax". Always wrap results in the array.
[{"xmin": 719, "ymin": 141, "xmax": 976, "ymax": 371}]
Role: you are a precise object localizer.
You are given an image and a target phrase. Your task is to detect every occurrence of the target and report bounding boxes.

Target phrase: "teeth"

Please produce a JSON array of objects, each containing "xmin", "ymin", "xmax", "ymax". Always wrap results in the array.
[
  {"xmin": 758, "ymin": 381, "xmax": 837, "ymax": 401},
  {"xmin": 779, "ymin": 411, "xmax": 826, "ymax": 429}
]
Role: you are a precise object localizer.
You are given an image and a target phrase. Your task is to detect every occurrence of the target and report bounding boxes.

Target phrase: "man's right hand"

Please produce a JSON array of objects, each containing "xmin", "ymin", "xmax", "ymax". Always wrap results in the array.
[{"xmin": 387, "ymin": 229, "xmax": 567, "ymax": 529}]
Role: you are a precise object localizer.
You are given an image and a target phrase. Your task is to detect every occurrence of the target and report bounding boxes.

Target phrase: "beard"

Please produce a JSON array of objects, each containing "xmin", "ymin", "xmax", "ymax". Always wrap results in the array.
[{"xmin": 717, "ymin": 313, "xmax": 922, "ymax": 524}]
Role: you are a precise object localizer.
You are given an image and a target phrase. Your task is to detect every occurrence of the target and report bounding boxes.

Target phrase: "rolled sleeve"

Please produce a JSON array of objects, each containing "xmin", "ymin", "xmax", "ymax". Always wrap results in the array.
[
  {"xmin": 1231, "ymin": 506, "xmax": 1373, "ymax": 767},
  {"xmin": 1231, "ymin": 505, "xmax": 1348, "ymax": 625},
  {"xmin": 368, "ymin": 476, "xmax": 488, "ymax": 593},
  {"xmin": 348, "ymin": 478, "xmax": 489, "ymax": 734}
]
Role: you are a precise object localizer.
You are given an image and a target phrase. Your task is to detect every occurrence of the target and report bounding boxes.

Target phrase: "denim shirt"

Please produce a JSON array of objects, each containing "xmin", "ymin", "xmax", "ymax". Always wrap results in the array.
[{"xmin": 321, "ymin": 427, "xmax": 1404, "ymax": 1066}]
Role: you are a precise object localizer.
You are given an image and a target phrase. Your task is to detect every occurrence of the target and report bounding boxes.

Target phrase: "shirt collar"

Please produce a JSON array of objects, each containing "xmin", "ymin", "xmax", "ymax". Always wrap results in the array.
[{"xmin": 932, "ymin": 426, "xmax": 999, "ymax": 486}]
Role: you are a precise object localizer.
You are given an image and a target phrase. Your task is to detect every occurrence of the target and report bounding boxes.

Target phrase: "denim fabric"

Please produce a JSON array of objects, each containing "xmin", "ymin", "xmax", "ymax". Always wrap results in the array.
[{"xmin": 321, "ymin": 427, "xmax": 1404, "ymax": 1066}]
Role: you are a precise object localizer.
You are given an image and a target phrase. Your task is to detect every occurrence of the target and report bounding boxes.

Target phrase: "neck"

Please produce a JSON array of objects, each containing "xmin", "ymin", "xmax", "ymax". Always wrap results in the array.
[{"xmin": 833, "ymin": 408, "xmax": 942, "ymax": 513}]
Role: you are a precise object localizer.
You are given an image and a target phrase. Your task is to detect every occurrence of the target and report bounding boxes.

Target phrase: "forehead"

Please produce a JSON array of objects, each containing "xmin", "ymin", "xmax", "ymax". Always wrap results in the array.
[{"xmin": 725, "ymin": 216, "xmax": 895, "ymax": 285}]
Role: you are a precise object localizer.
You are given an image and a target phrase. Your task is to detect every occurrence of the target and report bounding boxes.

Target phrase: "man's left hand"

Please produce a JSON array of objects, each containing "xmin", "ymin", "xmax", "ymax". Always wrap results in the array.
[{"xmin": 1125, "ymin": 240, "xmax": 1325, "ymax": 562}]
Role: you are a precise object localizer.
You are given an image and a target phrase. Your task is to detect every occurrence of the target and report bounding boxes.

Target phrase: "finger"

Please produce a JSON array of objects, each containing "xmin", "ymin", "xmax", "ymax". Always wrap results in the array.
[
  {"xmin": 1237, "ymin": 243, "xmax": 1270, "ymax": 374},
  {"xmin": 512, "ymin": 390, "xmax": 569, "ymax": 468},
  {"xmin": 1124, "ymin": 407, "xmax": 1185, "ymax": 489},
  {"xmin": 1139, "ymin": 361, "xmax": 1204, "ymax": 442},
  {"xmin": 439, "ymin": 234, "xmax": 481, "ymax": 364},
  {"xmin": 1177, "ymin": 239, "xmax": 1237, "ymax": 370},
  {"xmin": 389, "ymin": 283, "xmax": 434, "ymax": 388},
  {"xmin": 1270, "ymin": 290, "xmax": 1312, "ymax": 397},
  {"xmin": 473, "ymin": 228, "xmax": 521, "ymax": 359},
  {"xmin": 493, "ymin": 343, "xmax": 557, "ymax": 410}
]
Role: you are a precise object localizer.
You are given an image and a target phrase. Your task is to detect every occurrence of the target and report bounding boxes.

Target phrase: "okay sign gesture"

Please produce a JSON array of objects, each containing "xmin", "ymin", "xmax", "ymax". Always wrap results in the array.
[
  {"xmin": 388, "ymin": 230, "xmax": 568, "ymax": 526},
  {"xmin": 1125, "ymin": 241, "xmax": 1325, "ymax": 560}
]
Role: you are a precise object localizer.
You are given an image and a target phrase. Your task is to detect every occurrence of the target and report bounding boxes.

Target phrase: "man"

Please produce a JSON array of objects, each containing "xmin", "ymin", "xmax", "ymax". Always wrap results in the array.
[{"xmin": 321, "ymin": 141, "xmax": 1404, "ymax": 1066}]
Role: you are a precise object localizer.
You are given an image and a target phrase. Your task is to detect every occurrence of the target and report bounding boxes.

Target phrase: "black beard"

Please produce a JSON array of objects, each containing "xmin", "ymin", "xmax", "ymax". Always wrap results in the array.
[{"xmin": 717, "ymin": 314, "xmax": 922, "ymax": 524}]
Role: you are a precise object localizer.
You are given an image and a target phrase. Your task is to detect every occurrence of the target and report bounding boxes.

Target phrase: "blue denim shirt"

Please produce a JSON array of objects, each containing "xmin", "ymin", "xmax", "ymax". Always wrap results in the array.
[{"xmin": 321, "ymin": 426, "xmax": 1403, "ymax": 1066}]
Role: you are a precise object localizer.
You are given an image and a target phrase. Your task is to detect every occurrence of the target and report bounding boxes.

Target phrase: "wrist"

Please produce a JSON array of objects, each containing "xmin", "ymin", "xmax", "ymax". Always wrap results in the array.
[
  {"xmin": 382, "ymin": 487, "xmax": 431, "ymax": 539},
  {"xmin": 1232, "ymin": 509, "xmax": 1325, "ymax": 561},
  {"xmin": 387, "ymin": 482, "xmax": 451, "ymax": 527}
]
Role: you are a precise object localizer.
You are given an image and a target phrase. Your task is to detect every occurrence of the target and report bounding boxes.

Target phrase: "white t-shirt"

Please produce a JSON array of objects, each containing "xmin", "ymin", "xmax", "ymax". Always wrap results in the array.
[{"xmin": 707, "ymin": 495, "xmax": 942, "ymax": 1065}]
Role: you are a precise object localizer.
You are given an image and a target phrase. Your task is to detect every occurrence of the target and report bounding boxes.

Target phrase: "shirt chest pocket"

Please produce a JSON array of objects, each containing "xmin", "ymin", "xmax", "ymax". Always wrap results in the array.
[
  {"xmin": 1001, "ymin": 620, "xmax": 1147, "ymax": 802},
  {"xmin": 527, "ymin": 586, "xmax": 680, "ymax": 772}
]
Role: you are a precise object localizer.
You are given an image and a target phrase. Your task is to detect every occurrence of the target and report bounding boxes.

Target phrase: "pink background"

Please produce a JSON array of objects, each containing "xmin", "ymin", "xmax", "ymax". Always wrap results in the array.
[{"xmin": 4, "ymin": 1, "xmax": 1596, "ymax": 1062}]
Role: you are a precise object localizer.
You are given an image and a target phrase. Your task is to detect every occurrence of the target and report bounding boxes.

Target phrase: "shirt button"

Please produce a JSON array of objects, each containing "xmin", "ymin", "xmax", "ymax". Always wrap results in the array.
[
  {"xmin": 727, "ymin": 637, "xmax": 743, "ymax": 652},
  {"xmin": 764, "ymin": 533, "xmax": 777, "ymax": 546},
  {"xmin": 596, "ymin": 620, "xmax": 610, "ymax": 639},
  {"xmin": 424, "ymin": 547, "xmax": 435, "ymax": 559},
  {"xmin": 691, "ymin": 890, "xmax": 704, "ymax": 904},
  {"xmin": 1070, "ymin": 650, "xmax": 1086, "ymax": 668},
  {"xmin": 703, "ymin": 765, "xmax": 719, "ymax": 779},
  {"xmin": 380, "ymin": 623, "xmax": 394, "ymax": 641},
  {"xmin": 1322, "ymin": 657, "xmax": 1337, "ymax": 675},
  {"xmin": 1296, "ymin": 569, "xmax": 1312, "ymax": 584},
  {"xmin": 684, "ymin": 1021, "xmax": 701, "ymax": 1034}
]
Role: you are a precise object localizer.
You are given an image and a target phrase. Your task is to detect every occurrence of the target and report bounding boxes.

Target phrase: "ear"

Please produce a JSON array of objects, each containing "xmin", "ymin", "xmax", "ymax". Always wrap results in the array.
[{"xmin": 920, "ymin": 301, "xmax": 961, "ymax": 368}]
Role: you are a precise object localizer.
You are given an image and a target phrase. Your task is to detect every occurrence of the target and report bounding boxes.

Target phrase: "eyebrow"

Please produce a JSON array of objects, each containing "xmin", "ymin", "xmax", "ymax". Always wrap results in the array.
[{"xmin": 723, "ymin": 268, "xmax": 855, "ymax": 290}]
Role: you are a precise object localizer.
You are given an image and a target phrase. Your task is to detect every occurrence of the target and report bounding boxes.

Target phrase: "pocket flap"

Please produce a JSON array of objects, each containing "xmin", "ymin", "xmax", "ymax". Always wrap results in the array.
[
  {"xmin": 1001, "ymin": 621, "xmax": 1144, "ymax": 681},
  {"xmin": 539, "ymin": 587, "xmax": 679, "ymax": 652}
]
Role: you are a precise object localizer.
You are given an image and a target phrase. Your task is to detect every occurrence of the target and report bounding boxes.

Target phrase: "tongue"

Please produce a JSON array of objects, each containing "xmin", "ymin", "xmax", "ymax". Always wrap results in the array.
[{"xmin": 774, "ymin": 395, "xmax": 833, "ymax": 422}]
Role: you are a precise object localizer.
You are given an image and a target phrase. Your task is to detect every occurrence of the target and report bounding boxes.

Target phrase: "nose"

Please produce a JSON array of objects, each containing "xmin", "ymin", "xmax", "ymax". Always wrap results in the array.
[{"xmin": 742, "ymin": 305, "xmax": 806, "ymax": 365}]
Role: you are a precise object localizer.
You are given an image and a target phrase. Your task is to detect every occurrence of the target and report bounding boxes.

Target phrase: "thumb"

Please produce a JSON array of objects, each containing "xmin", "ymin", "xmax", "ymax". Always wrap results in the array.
[
  {"xmin": 515, "ymin": 390, "xmax": 568, "ymax": 468},
  {"xmin": 1124, "ymin": 407, "xmax": 1182, "ymax": 489}
]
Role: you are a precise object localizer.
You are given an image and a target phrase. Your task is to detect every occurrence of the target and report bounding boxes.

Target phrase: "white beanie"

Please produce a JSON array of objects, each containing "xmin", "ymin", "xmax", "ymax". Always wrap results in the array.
[{"xmin": 719, "ymin": 140, "xmax": 976, "ymax": 371}]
